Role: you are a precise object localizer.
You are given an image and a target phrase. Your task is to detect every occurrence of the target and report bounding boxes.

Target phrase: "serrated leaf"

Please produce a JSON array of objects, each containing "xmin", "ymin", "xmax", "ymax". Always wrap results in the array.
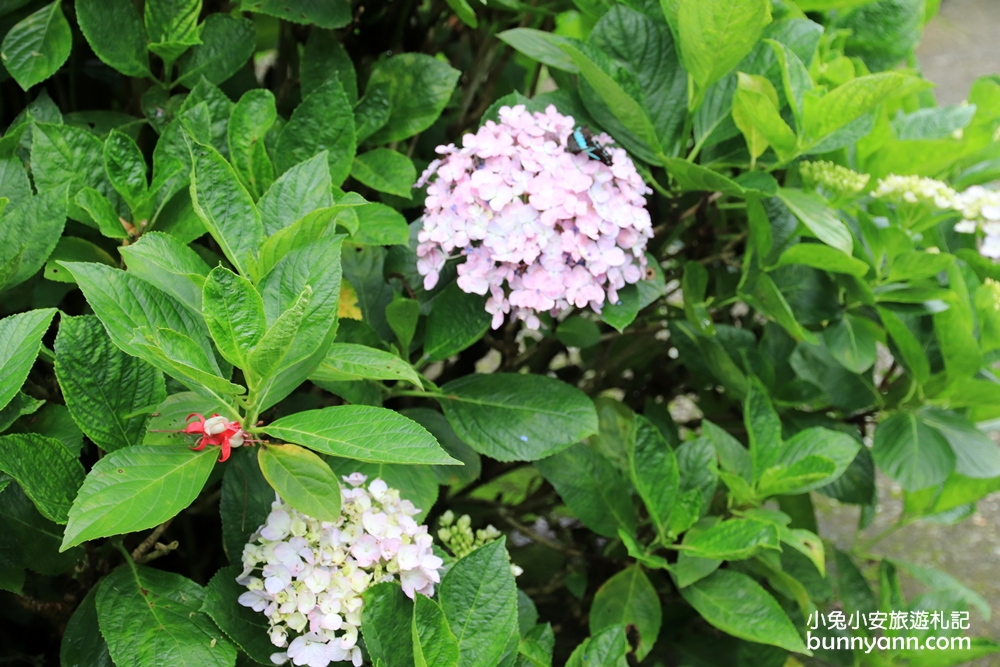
[
  {"xmin": 0, "ymin": 433, "xmax": 85, "ymax": 524},
  {"xmin": 202, "ymin": 266, "xmax": 265, "ymax": 369},
  {"xmin": 263, "ymin": 405, "xmax": 457, "ymax": 465},
  {"xmin": 239, "ymin": 0, "xmax": 351, "ymax": 29},
  {"xmin": 145, "ymin": 0, "xmax": 202, "ymax": 64},
  {"xmin": 228, "ymin": 89, "xmax": 276, "ymax": 199},
  {"xmin": 60, "ymin": 585, "xmax": 114, "ymax": 667},
  {"xmin": 312, "ymin": 343, "xmax": 422, "ymax": 386},
  {"xmin": 44, "ymin": 236, "xmax": 115, "ymax": 283},
  {"xmin": 201, "ymin": 564, "xmax": 275, "ymax": 664},
  {"xmin": 680, "ymin": 518, "xmax": 780, "ymax": 560},
  {"xmin": 873, "ymin": 411, "xmax": 956, "ymax": 491},
  {"xmin": 413, "ymin": 593, "xmax": 459, "ymax": 667},
  {"xmin": 441, "ymin": 540, "xmax": 519, "ymax": 667},
  {"xmin": 678, "ymin": 0, "xmax": 772, "ymax": 96},
  {"xmin": 0, "ymin": 185, "xmax": 68, "ymax": 290},
  {"xmin": 96, "ymin": 566, "xmax": 236, "ymax": 667},
  {"xmin": 301, "ymin": 28, "xmax": 357, "ymax": 102},
  {"xmin": 258, "ymin": 152, "xmax": 333, "ymax": 236},
  {"xmin": 175, "ymin": 14, "xmax": 255, "ymax": 88},
  {"xmin": 61, "ymin": 446, "xmax": 217, "ymax": 550},
  {"xmin": 104, "ymin": 130, "xmax": 148, "ymax": 212},
  {"xmin": 275, "ymin": 77, "xmax": 355, "ymax": 185},
  {"xmin": 777, "ymin": 188, "xmax": 853, "ymax": 254},
  {"xmin": 119, "ymin": 231, "xmax": 211, "ymax": 315},
  {"xmin": 0, "ymin": 308, "xmax": 56, "ymax": 413},
  {"xmin": 76, "ymin": 0, "xmax": 150, "ymax": 77},
  {"xmin": 627, "ymin": 415, "xmax": 678, "ymax": 544},
  {"xmin": 248, "ymin": 286, "xmax": 311, "ymax": 381},
  {"xmin": 589, "ymin": 566, "xmax": 661, "ymax": 661},
  {"xmin": 257, "ymin": 444, "xmax": 341, "ymax": 522},
  {"xmin": 54, "ymin": 315, "xmax": 166, "ymax": 453},
  {"xmin": 366, "ymin": 54, "xmax": 461, "ymax": 144},
  {"xmin": 0, "ymin": 1, "xmax": 72, "ymax": 90},
  {"xmin": 76, "ymin": 187, "xmax": 128, "ymax": 239},
  {"xmin": 351, "ymin": 149, "xmax": 416, "ymax": 198},
  {"xmin": 438, "ymin": 373, "xmax": 599, "ymax": 462},
  {"xmin": 361, "ymin": 582, "xmax": 415, "ymax": 666}
]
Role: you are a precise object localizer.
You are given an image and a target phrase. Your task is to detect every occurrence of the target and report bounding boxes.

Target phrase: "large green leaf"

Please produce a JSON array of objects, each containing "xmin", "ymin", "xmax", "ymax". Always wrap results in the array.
[
  {"xmin": 61, "ymin": 446, "xmax": 217, "ymax": 550},
  {"xmin": 402, "ymin": 408, "xmax": 481, "ymax": 489},
  {"xmin": 275, "ymin": 77, "xmax": 355, "ymax": 185},
  {"xmin": 61, "ymin": 586, "xmax": 114, "ymax": 667},
  {"xmin": 258, "ymin": 152, "xmax": 333, "ymax": 236},
  {"xmin": 872, "ymin": 411, "xmax": 955, "ymax": 492},
  {"xmin": 565, "ymin": 625, "xmax": 628, "ymax": 667},
  {"xmin": 54, "ymin": 315, "xmax": 165, "ymax": 453},
  {"xmin": 627, "ymin": 415, "xmax": 678, "ymax": 543},
  {"xmin": 589, "ymin": 566, "xmax": 661, "ymax": 661},
  {"xmin": 441, "ymin": 540, "xmax": 519, "ymax": 667},
  {"xmin": 301, "ymin": 28, "xmax": 358, "ymax": 102},
  {"xmin": 351, "ymin": 149, "xmax": 416, "ymax": 199},
  {"xmin": 189, "ymin": 140, "xmax": 263, "ymax": 278},
  {"xmin": 413, "ymin": 593, "xmax": 460, "ymax": 667},
  {"xmin": 264, "ymin": 405, "xmax": 456, "ymax": 465},
  {"xmin": 104, "ymin": 130, "xmax": 149, "ymax": 213},
  {"xmin": 770, "ymin": 427, "xmax": 861, "ymax": 492},
  {"xmin": 0, "ymin": 1, "xmax": 72, "ymax": 90},
  {"xmin": 175, "ymin": 14, "xmax": 255, "ymax": 88},
  {"xmin": 535, "ymin": 443, "xmax": 637, "ymax": 539},
  {"xmin": 438, "ymin": 373, "xmax": 598, "ymax": 462},
  {"xmin": 144, "ymin": 0, "xmax": 202, "ymax": 65},
  {"xmin": 424, "ymin": 282, "xmax": 492, "ymax": 362},
  {"xmin": 366, "ymin": 54, "xmax": 461, "ymax": 144},
  {"xmin": 732, "ymin": 72, "xmax": 798, "ymax": 162},
  {"xmin": 0, "ymin": 308, "xmax": 56, "ymax": 413},
  {"xmin": 680, "ymin": 569, "xmax": 809, "ymax": 654},
  {"xmin": 247, "ymin": 286, "xmax": 311, "ymax": 382},
  {"xmin": 775, "ymin": 243, "xmax": 870, "ymax": 276},
  {"xmin": 680, "ymin": 518, "xmax": 780, "ymax": 560},
  {"xmin": 239, "ymin": 0, "xmax": 351, "ymax": 29},
  {"xmin": 777, "ymin": 188, "xmax": 853, "ymax": 254},
  {"xmin": 312, "ymin": 343, "xmax": 422, "ymax": 386},
  {"xmin": 677, "ymin": 0, "xmax": 772, "ymax": 98},
  {"xmin": 802, "ymin": 72, "xmax": 908, "ymax": 143},
  {"xmin": 202, "ymin": 267, "xmax": 265, "ymax": 370},
  {"xmin": 745, "ymin": 380, "xmax": 782, "ymax": 479},
  {"xmin": 119, "ymin": 231, "xmax": 211, "ymax": 315},
  {"xmin": 361, "ymin": 582, "xmax": 415, "ymax": 666},
  {"xmin": 0, "ymin": 433, "xmax": 84, "ymax": 524},
  {"xmin": 917, "ymin": 408, "xmax": 1000, "ymax": 480},
  {"xmin": 823, "ymin": 313, "xmax": 878, "ymax": 374},
  {"xmin": 31, "ymin": 122, "xmax": 113, "ymax": 218},
  {"xmin": 201, "ymin": 565, "xmax": 275, "ymax": 664},
  {"xmin": 76, "ymin": 0, "xmax": 150, "ymax": 77},
  {"xmin": 96, "ymin": 566, "xmax": 236, "ymax": 667},
  {"xmin": 496, "ymin": 30, "xmax": 579, "ymax": 73},
  {"xmin": 227, "ymin": 89, "xmax": 277, "ymax": 200},
  {"xmin": 257, "ymin": 444, "xmax": 341, "ymax": 522},
  {"xmin": 0, "ymin": 185, "xmax": 68, "ymax": 290}
]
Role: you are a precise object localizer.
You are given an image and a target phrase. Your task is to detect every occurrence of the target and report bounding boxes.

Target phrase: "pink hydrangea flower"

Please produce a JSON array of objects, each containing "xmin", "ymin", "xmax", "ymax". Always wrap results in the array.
[{"xmin": 415, "ymin": 104, "xmax": 652, "ymax": 329}]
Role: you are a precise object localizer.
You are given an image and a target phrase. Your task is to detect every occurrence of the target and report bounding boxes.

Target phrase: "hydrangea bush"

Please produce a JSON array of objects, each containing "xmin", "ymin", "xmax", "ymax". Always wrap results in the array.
[{"xmin": 1, "ymin": 0, "xmax": 999, "ymax": 666}]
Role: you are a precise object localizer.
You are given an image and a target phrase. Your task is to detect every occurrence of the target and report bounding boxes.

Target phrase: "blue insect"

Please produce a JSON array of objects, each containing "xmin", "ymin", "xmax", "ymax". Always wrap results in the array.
[{"xmin": 567, "ymin": 125, "xmax": 613, "ymax": 166}]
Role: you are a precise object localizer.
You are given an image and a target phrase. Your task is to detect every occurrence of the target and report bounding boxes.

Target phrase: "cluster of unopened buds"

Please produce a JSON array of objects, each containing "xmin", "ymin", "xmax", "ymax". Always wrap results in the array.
[
  {"xmin": 183, "ymin": 413, "xmax": 245, "ymax": 462},
  {"xmin": 800, "ymin": 160, "xmax": 870, "ymax": 200},
  {"xmin": 237, "ymin": 474, "xmax": 444, "ymax": 667},
  {"xmin": 437, "ymin": 510, "xmax": 523, "ymax": 576},
  {"xmin": 415, "ymin": 104, "xmax": 652, "ymax": 330}
]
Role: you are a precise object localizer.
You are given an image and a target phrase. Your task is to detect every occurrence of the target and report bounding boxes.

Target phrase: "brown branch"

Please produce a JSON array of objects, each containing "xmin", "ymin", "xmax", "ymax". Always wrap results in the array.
[{"xmin": 131, "ymin": 519, "xmax": 172, "ymax": 561}]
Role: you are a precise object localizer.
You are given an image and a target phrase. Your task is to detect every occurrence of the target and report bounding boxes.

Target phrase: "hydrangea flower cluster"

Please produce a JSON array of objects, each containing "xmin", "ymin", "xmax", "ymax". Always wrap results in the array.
[
  {"xmin": 872, "ymin": 174, "xmax": 957, "ymax": 209},
  {"xmin": 415, "ymin": 104, "xmax": 653, "ymax": 330},
  {"xmin": 800, "ymin": 160, "xmax": 870, "ymax": 199},
  {"xmin": 237, "ymin": 474, "xmax": 444, "ymax": 667},
  {"xmin": 951, "ymin": 185, "xmax": 1000, "ymax": 258}
]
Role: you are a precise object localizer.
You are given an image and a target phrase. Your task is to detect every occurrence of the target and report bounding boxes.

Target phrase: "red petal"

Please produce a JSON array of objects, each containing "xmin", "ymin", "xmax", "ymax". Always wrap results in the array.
[{"xmin": 218, "ymin": 442, "xmax": 231, "ymax": 462}]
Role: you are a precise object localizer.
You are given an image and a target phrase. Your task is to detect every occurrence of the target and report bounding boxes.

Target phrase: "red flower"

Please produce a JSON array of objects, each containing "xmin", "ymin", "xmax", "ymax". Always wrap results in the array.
[{"xmin": 184, "ymin": 413, "xmax": 245, "ymax": 462}]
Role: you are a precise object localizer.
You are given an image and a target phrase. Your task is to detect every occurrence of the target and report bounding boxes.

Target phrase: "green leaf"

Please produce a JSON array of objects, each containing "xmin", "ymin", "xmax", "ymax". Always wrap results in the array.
[
  {"xmin": 175, "ymin": 14, "xmax": 255, "ymax": 88},
  {"xmin": 0, "ymin": 392, "xmax": 43, "ymax": 433},
  {"xmin": 441, "ymin": 539, "xmax": 519, "ymax": 667},
  {"xmin": 566, "ymin": 625, "xmax": 628, "ymax": 667},
  {"xmin": 0, "ymin": 433, "xmax": 84, "ymax": 524},
  {"xmin": 888, "ymin": 250, "xmax": 955, "ymax": 282},
  {"xmin": 0, "ymin": 158, "xmax": 31, "ymax": 210},
  {"xmin": 55, "ymin": 315, "xmax": 165, "ymax": 453},
  {"xmin": 301, "ymin": 29, "xmax": 357, "ymax": 102},
  {"xmin": 402, "ymin": 408, "xmax": 481, "ymax": 489},
  {"xmin": 757, "ymin": 455, "xmax": 837, "ymax": 496},
  {"xmin": 733, "ymin": 72, "xmax": 798, "ymax": 162},
  {"xmin": 0, "ymin": 185, "xmax": 68, "ymax": 290},
  {"xmin": 444, "ymin": 0, "xmax": 477, "ymax": 28},
  {"xmin": 835, "ymin": 549, "xmax": 877, "ymax": 616},
  {"xmin": 556, "ymin": 317, "xmax": 601, "ymax": 349},
  {"xmin": 681, "ymin": 518, "xmax": 780, "ymax": 560},
  {"xmin": 662, "ymin": 157, "xmax": 745, "ymax": 196},
  {"xmin": 75, "ymin": 0, "xmax": 150, "ymax": 77},
  {"xmin": 535, "ymin": 443, "xmax": 637, "ymax": 539},
  {"xmin": 917, "ymin": 408, "xmax": 1000, "ymax": 479},
  {"xmin": 745, "ymin": 380, "xmax": 782, "ymax": 479},
  {"xmin": 0, "ymin": 308, "xmax": 56, "ymax": 413},
  {"xmin": 361, "ymin": 582, "xmax": 416, "ymax": 666},
  {"xmin": 276, "ymin": 76, "xmax": 355, "ymax": 185},
  {"xmin": 0, "ymin": 482, "xmax": 83, "ymax": 577},
  {"xmin": 256, "ymin": 234, "xmax": 344, "ymax": 409},
  {"xmin": 678, "ymin": 0, "xmax": 772, "ymax": 98},
  {"xmin": 872, "ymin": 411, "xmax": 955, "ymax": 492},
  {"xmin": 425, "ymin": 282, "xmax": 492, "ymax": 362},
  {"xmin": 386, "ymin": 298, "xmax": 421, "ymax": 353},
  {"xmin": 589, "ymin": 566, "xmax": 661, "ymax": 661},
  {"xmin": 248, "ymin": 286, "xmax": 311, "ymax": 381},
  {"xmin": 0, "ymin": 1, "xmax": 72, "ymax": 90},
  {"xmin": 145, "ymin": 0, "xmax": 203, "ymax": 64},
  {"xmin": 681, "ymin": 569, "xmax": 809, "ymax": 654},
  {"xmin": 239, "ymin": 0, "xmax": 351, "ymax": 29},
  {"xmin": 96, "ymin": 566, "xmax": 236, "ymax": 667},
  {"xmin": 258, "ymin": 152, "xmax": 334, "ymax": 236},
  {"xmin": 774, "ymin": 243, "xmax": 870, "ymax": 276},
  {"xmin": 219, "ymin": 446, "xmax": 273, "ymax": 561},
  {"xmin": 76, "ymin": 187, "xmax": 128, "ymax": 239},
  {"xmin": 263, "ymin": 405, "xmax": 457, "ymax": 465},
  {"xmin": 497, "ymin": 29, "xmax": 579, "ymax": 73},
  {"xmin": 312, "ymin": 343, "xmax": 422, "ymax": 386},
  {"xmin": 702, "ymin": 420, "xmax": 753, "ymax": 482},
  {"xmin": 366, "ymin": 53, "xmax": 461, "ymax": 144},
  {"xmin": 677, "ymin": 437, "xmax": 719, "ymax": 515},
  {"xmin": 803, "ymin": 72, "xmax": 908, "ymax": 143},
  {"xmin": 354, "ymin": 84, "xmax": 392, "ymax": 144},
  {"xmin": 601, "ymin": 284, "xmax": 641, "ymax": 333},
  {"xmin": 44, "ymin": 237, "xmax": 115, "ymax": 284},
  {"xmin": 776, "ymin": 188, "xmax": 853, "ymax": 254},
  {"xmin": 439, "ymin": 373, "xmax": 599, "ymax": 462},
  {"xmin": 771, "ymin": 427, "xmax": 861, "ymax": 492},
  {"xmin": 202, "ymin": 266, "xmax": 265, "ymax": 369},
  {"xmin": 228, "ymin": 89, "xmax": 276, "ymax": 199},
  {"xmin": 61, "ymin": 446, "xmax": 217, "ymax": 550},
  {"xmin": 30, "ymin": 123, "xmax": 115, "ymax": 220},
  {"xmin": 673, "ymin": 520, "xmax": 723, "ymax": 588},
  {"xmin": 823, "ymin": 313, "xmax": 877, "ymax": 373},
  {"xmin": 202, "ymin": 565, "xmax": 275, "ymax": 664},
  {"xmin": 877, "ymin": 307, "xmax": 930, "ymax": 384},
  {"xmin": 351, "ymin": 149, "xmax": 416, "ymax": 199},
  {"xmin": 104, "ymin": 130, "xmax": 148, "ymax": 213},
  {"xmin": 189, "ymin": 140, "xmax": 263, "ymax": 278},
  {"xmin": 178, "ymin": 79, "xmax": 234, "ymax": 159},
  {"xmin": 350, "ymin": 203, "xmax": 410, "ymax": 246},
  {"xmin": 257, "ymin": 444, "xmax": 341, "ymax": 521},
  {"xmin": 413, "ymin": 593, "xmax": 460, "ymax": 667},
  {"xmin": 60, "ymin": 586, "xmax": 114, "ymax": 667},
  {"xmin": 934, "ymin": 295, "xmax": 982, "ymax": 381},
  {"xmin": 627, "ymin": 415, "xmax": 678, "ymax": 544},
  {"xmin": 119, "ymin": 231, "xmax": 211, "ymax": 315}
]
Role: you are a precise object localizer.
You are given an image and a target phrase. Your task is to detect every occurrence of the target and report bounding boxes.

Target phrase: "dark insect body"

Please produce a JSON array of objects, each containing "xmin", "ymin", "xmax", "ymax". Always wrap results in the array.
[{"xmin": 567, "ymin": 125, "xmax": 613, "ymax": 166}]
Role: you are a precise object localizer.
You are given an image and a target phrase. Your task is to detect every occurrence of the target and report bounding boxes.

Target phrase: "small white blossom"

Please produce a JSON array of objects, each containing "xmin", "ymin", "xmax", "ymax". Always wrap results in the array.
[{"xmin": 238, "ymin": 476, "xmax": 444, "ymax": 667}]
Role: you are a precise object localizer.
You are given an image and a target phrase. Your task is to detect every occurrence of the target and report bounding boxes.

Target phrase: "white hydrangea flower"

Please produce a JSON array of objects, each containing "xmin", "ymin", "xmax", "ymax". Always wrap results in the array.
[
  {"xmin": 238, "ymin": 475, "xmax": 444, "ymax": 667},
  {"xmin": 872, "ymin": 174, "xmax": 957, "ymax": 209}
]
